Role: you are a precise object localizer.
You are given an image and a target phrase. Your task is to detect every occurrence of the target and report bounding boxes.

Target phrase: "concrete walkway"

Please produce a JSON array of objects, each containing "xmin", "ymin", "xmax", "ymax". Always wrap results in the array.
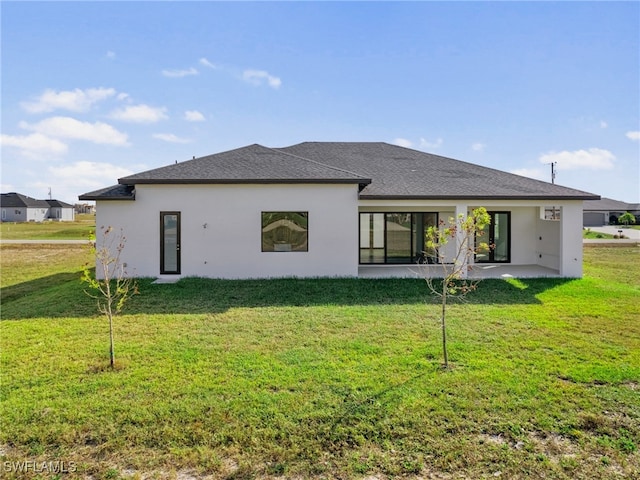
[{"xmin": 0, "ymin": 239, "xmax": 92, "ymax": 244}]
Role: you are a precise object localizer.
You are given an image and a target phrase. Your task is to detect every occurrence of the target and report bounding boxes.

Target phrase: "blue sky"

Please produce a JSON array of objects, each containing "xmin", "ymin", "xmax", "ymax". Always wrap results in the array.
[{"xmin": 2, "ymin": 1, "xmax": 639, "ymax": 204}]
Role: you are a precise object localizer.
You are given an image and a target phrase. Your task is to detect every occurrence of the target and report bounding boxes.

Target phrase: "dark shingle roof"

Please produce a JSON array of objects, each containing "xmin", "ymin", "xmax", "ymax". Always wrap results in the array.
[
  {"xmin": 46, "ymin": 199, "xmax": 74, "ymax": 208},
  {"xmin": 81, "ymin": 142, "xmax": 600, "ymax": 201},
  {"xmin": 78, "ymin": 184, "xmax": 135, "ymax": 201},
  {"xmin": 583, "ymin": 197, "xmax": 637, "ymax": 211},
  {"xmin": 0, "ymin": 192, "xmax": 50, "ymax": 208},
  {"xmin": 118, "ymin": 144, "xmax": 371, "ymax": 186},
  {"xmin": 279, "ymin": 142, "xmax": 599, "ymax": 200}
]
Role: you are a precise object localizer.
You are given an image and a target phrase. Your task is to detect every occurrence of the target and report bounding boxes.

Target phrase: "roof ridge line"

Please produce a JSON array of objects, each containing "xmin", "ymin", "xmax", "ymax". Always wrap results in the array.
[{"xmin": 267, "ymin": 144, "xmax": 371, "ymax": 181}]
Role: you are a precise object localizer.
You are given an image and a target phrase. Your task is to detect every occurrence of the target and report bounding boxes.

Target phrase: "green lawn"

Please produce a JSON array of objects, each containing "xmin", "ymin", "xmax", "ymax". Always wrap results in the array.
[
  {"xmin": 1, "ymin": 245, "xmax": 639, "ymax": 479},
  {"xmin": 0, "ymin": 214, "xmax": 95, "ymax": 240},
  {"xmin": 583, "ymin": 229, "xmax": 615, "ymax": 239}
]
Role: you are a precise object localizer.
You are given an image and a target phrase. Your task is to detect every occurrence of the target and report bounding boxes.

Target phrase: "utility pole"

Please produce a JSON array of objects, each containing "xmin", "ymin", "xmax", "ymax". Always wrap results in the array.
[{"xmin": 547, "ymin": 162, "xmax": 558, "ymax": 219}]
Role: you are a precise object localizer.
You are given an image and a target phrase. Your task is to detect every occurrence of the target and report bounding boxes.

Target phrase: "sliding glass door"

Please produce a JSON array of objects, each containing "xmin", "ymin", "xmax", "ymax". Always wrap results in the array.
[
  {"xmin": 476, "ymin": 211, "xmax": 510, "ymax": 263},
  {"xmin": 359, "ymin": 212, "xmax": 437, "ymax": 264}
]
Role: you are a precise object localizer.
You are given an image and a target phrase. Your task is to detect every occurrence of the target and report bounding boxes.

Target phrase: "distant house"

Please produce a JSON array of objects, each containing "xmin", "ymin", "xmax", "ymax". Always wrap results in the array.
[
  {"xmin": 75, "ymin": 203, "xmax": 96, "ymax": 215},
  {"xmin": 583, "ymin": 197, "xmax": 640, "ymax": 226},
  {"xmin": 80, "ymin": 142, "xmax": 599, "ymax": 280},
  {"xmin": 0, "ymin": 192, "xmax": 75, "ymax": 222}
]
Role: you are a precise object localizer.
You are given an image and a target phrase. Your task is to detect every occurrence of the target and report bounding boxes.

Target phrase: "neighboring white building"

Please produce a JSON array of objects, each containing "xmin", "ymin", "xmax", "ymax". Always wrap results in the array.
[
  {"xmin": 80, "ymin": 142, "xmax": 599, "ymax": 280},
  {"xmin": 0, "ymin": 192, "xmax": 75, "ymax": 222}
]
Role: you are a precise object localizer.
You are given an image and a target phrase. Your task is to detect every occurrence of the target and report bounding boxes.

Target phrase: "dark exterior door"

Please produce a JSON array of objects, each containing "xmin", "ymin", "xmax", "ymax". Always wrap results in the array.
[{"xmin": 160, "ymin": 212, "xmax": 181, "ymax": 274}]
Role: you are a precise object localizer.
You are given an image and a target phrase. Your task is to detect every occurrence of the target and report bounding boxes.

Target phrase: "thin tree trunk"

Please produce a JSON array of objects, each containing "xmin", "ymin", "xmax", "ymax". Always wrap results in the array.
[
  {"xmin": 109, "ymin": 313, "xmax": 115, "ymax": 368},
  {"xmin": 441, "ymin": 284, "xmax": 448, "ymax": 368},
  {"xmin": 107, "ymin": 294, "xmax": 115, "ymax": 368}
]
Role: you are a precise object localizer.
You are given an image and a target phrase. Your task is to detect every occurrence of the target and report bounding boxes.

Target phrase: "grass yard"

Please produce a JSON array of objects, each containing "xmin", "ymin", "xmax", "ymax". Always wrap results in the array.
[
  {"xmin": 0, "ymin": 214, "xmax": 95, "ymax": 240},
  {"xmin": 583, "ymin": 229, "xmax": 615, "ymax": 239},
  {"xmin": 1, "ymin": 244, "xmax": 639, "ymax": 479}
]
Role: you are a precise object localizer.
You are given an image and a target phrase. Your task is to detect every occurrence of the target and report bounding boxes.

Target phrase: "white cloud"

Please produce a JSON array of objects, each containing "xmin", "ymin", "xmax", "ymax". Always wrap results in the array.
[
  {"xmin": 600, "ymin": 120, "xmax": 608, "ymax": 129},
  {"xmin": 419, "ymin": 137, "xmax": 443, "ymax": 149},
  {"xmin": 199, "ymin": 58, "xmax": 216, "ymax": 69},
  {"xmin": 28, "ymin": 161, "xmax": 138, "ymax": 204},
  {"xmin": 626, "ymin": 131, "xmax": 640, "ymax": 141},
  {"xmin": 242, "ymin": 69, "xmax": 282, "ymax": 89},
  {"xmin": 471, "ymin": 142, "xmax": 486, "ymax": 152},
  {"xmin": 393, "ymin": 137, "xmax": 444, "ymax": 150},
  {"xmin": 152, "ymin": 133, "xmax": 192, "ymax": 144},
  {"xmin": 393, "ymin": 138, "xmax": 413, "ymax": 148},
  {"xmin": 509, "ymin": 167, "xmax": 547, "ymax": 181},
  {"xmin": 106, "ymin": 51, "xmax": 116, "ymax": 59},
  {"xmin": 21, "ymin": 87, "xmax": 116, "ymax": 113},
  {"xmin": 117, "ymin": 92, "xmax": 131, "ymax": 102},
  {"xmin": 162, "ymin": 67, "xmax": 198, "ymax": 78},
  {"xmin": 1, "ymin": 133, "xmax": 68, "ymax": 158},
  {"xmin": 20, "ymin": 117, "xmax": 129, "ymax": 146},
  {"xmin": 539, "ymin": 148, "xmax": 615, "ymax": 171},
  {"xmin": 1, "ymin": 183, "xmax": 15, "ymax": 192},
  {"xmin": 48, "ymin": 161, "xmax": 134, "ymax": 187},
  {"xmin": 109, "ymin": 104, "xmax": 168, "ymax": 123},
  {"xmin": 184, "ymin": 110, "xmax": 205, "ymax": 122}
]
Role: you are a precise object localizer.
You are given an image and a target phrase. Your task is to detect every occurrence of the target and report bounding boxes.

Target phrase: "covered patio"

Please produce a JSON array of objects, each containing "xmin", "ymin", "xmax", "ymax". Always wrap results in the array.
[{"xmin": 358, "ymin": 264, "xmax": 561, "ymax": 279}]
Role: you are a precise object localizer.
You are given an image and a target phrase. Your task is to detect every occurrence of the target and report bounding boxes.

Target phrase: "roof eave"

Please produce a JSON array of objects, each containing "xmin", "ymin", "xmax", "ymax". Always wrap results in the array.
[
  {"xmin": 118, "ymin": 178, "xmax": 372, "ymax": 186},
  {"xmin": 359, "ymin": 194, "xmax": 601, "ymax": 201},
  {"xmin": 78, "ymin": 194, "xmax": 135, "ymax": 201}
]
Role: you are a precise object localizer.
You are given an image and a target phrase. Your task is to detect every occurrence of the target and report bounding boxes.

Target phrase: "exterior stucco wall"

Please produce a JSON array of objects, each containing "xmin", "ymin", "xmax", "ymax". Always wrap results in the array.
[
  {"xmin": 559, "ymin": 202, "xmax": 584, "ymax": 277},
  {"xmin": 49, "ymin": 207, "xmax": 75, "ymax": 221},
  {"xmin": 1, "ymin": 208, "xmax": 26, "ymax": 222},
  {"xmin": 94, "ymin": 194, "xmax": 585, "ymax": 279},
  {"xmin": 536, "ymin": 218, "xmax": 560, "ymax": 270},
  {"xmin": 95, "ymin": 183, "xmax": 360, "ymax": 279},
  {"xmin": 533, "ymin": 201, "xmax": 584, "ymax": 276},
  {"xmin": 28, "ymin": 208, "xmax": 49, "ymax": 222}
]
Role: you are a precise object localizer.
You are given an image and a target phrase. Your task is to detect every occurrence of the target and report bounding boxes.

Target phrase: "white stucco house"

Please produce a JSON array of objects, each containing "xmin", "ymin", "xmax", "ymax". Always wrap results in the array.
[
  {"xmin": 0, "ymin": 192, "xmax": 75, "ymax": 222},
  {"xmin": 79, "ymin": 142, "xmax": 599, "ymax": 280}
]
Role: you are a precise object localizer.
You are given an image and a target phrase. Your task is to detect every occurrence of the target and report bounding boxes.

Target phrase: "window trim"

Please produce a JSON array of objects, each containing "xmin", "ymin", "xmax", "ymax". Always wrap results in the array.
[{"xmin": 261, "ymin": 211, "xmax": 309, "ymax": 253}]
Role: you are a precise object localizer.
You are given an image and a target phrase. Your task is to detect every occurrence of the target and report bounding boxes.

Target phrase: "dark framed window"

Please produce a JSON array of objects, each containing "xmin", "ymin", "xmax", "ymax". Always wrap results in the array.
[
  {"xmin": 262, "ymin": 212, "xmax": 308, "ymax": 252},
  {"xmin": 476, "ymin": 211, "xmax": 511, "ymax": 263},
  {"xmin": 359, "ymin": 212, "xmax": 438, "ymax": 264}
]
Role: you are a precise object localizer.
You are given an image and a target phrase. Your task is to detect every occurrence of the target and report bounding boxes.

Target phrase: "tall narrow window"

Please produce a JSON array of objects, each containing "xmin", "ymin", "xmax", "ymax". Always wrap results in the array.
[
  {"xmin": 360, "ymin": 213, "xmax": 385, "ymax": 263},
  {"xmin": 476, "ymin": 211, "xmax": 510, "ymax": 263},
  {"xmin": 262, "ymin": 212, "xmax": 308, "ymax": 252},
  {"xmin": 160, "ymin": 212, "xmax": 181, "ymax": 274}
]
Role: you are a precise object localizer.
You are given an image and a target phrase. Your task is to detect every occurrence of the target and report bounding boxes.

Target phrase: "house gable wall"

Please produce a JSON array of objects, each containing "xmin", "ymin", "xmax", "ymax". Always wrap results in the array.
[{"xmin": 95, "ymin": 183, "xmax": 360, "ymax": 279}]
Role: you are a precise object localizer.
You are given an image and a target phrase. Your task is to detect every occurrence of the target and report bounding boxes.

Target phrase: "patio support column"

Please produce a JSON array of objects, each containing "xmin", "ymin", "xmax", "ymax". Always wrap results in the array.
[
  {"xmin": 454, "ymin": 203, "xmax": 469, "ymax": 279},
  {"xmin": 559, "ymin": 202, "xmax": 583, "ymax": 277}
]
